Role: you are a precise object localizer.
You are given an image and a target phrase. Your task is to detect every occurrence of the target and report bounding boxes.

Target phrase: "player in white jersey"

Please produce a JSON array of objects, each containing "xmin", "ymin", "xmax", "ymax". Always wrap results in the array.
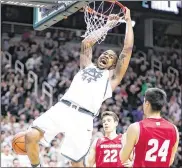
[{"xmin": 22, "ymin": 8, "xmax": 133, "ymax": 167}]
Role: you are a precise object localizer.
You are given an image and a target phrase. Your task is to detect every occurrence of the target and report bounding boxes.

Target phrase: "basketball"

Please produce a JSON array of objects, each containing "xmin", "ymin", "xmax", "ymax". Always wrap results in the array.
[{"xmin": 12, "ymin": 132, "xmax": 27, "ymax": 155}]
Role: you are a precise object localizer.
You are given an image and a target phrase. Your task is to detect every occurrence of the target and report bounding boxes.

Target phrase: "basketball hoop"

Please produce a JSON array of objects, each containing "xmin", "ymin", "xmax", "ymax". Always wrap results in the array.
[{"xmin": 82, "ymin": 0, "xmax": 126, "ymax": 44}]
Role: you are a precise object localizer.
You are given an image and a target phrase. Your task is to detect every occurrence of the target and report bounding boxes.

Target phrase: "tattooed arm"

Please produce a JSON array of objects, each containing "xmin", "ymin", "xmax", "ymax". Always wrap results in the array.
[
  {"xmin": 80, "ymin": 14, "xmax": 120, "ymax": 69},
  {"xmin": 111, "ymin": 8, "xmax": 134, "ymax": 91}
]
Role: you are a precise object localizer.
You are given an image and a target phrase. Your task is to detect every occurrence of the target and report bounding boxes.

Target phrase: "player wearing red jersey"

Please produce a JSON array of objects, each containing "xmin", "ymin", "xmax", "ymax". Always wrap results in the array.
[
  {"xmin": 86, "ymin": 111, "xmax": 133, "ymax": 167},
  {"xmin": 120, "ymin": 88, "xmax": 179, "ymax": 167}
]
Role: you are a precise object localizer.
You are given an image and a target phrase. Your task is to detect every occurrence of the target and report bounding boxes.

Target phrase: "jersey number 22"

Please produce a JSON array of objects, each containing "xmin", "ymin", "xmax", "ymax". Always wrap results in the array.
[
  {"xmin": 145, "ymin": 139, "xmax": 170, "ymax": 162},
  {"xmin": 104, "ymin": 149, "xmax": 117, "ymax": 162}
]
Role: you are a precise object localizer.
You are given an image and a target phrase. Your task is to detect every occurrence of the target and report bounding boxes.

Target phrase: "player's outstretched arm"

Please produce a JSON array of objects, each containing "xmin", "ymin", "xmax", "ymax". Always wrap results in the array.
[
  {"xmin": 120, "ymin": 123, "xmax": 139, "ymax": 164},
  {"xmin": 85, "ymin": 138, "xmax": 98, "ymax": 167},
  {"xmin": 80, "ymin": 40, "xmax": 93, "ymax": 69},
  {"xmin": 80, "ymin": 15, "xmax": 120, "ymax": 69},
  {"xmin": 170, "ymin": 125, "xmax": 179, "ymax": 166},
  {"xmin": 111, "ymin": 7, "xmax": 134, "ymax": 91}
]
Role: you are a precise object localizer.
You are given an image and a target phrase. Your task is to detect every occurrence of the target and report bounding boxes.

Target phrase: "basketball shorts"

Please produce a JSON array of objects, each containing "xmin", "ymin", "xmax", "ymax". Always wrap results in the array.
[{"xmin": 30, "ymin": 101, "xmax": 93, "ymax": 162}]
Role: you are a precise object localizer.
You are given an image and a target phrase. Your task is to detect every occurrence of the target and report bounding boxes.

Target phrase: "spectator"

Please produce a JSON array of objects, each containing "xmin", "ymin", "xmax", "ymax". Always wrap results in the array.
[
  {"xmin": 25, "ymin": 53, "xmax": 37, "ymax": 71},
  {"xmin": 131, "ymin": 105, "xmax": 143, "ymax": 122},
  {"xmin": 47, "ymin": 66, "xmax": 60, "ymax": 87},
  {"xmin": 126, "ymin": 84, "xmax": 142, "ymax": 112},
  {"xmin": 12, "ymin": 158, "xmax": 21, "ymax": 167},
  {"xmin": 1, "ymin": 143, "xmax": 14, "ymax": 167}
]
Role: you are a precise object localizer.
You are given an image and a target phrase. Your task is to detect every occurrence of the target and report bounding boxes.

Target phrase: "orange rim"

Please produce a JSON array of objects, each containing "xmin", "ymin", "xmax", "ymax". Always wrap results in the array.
[{"xmin": 85, "ymin": 0, "xmax": 126, "ymax": 18}]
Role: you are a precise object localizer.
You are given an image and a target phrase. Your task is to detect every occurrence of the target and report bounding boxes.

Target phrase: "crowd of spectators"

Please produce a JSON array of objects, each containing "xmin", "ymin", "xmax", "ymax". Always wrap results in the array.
[{"xmin": 1, "ymin": 30, "xmax": 181, "ymax": 167}]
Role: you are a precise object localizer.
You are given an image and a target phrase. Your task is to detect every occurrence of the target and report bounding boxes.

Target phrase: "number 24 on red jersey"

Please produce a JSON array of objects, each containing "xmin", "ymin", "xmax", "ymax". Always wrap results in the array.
[{"xmin": 145, "ymin": 139, "xmax": 170, "ymax": 162}]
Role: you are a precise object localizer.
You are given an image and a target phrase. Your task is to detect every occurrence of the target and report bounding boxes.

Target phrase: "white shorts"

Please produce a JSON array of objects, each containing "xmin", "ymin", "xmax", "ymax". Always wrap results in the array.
[{"xmin": 30, "ymin": 101, "xmax": 93, "ymax": 162}]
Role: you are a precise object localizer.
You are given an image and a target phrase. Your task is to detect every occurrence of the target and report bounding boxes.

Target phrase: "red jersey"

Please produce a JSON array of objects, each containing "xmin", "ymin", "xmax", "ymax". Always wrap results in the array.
[
  {"xmin": 95, "ymin": 134, "xmax": 124, "ymax": 167},
  {"xmin": 133, "ymin": 118, "xmax": 177, "ymax": 168}
]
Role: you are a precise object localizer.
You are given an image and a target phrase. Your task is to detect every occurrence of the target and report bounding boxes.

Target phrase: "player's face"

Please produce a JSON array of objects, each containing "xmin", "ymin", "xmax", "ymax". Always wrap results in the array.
[
  {"xmin": 97, "ymin": 50, "xmax": 117, "ymax": 70},
  {"xmin": 102, "ymin": 116, "xmax": 118, "ymax": 133}
]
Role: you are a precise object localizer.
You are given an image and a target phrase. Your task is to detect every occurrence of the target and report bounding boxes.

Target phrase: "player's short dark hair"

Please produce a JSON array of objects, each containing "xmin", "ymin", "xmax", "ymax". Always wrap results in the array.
[
  {"xmin": 145, "ymin": 88, "xmax": 167, "ymax": 112},
  {"xmin": 101, "ymin": 111, "xmax": 119, "ymax": 122}
]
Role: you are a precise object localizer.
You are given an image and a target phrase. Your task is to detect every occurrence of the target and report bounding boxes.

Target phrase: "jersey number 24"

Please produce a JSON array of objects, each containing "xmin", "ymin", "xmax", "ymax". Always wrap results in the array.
[
  {"xmin": 145, "ymin": 139, "xmax": 170, "ymax": 162},
  {"xmin": 104, "ymin": 149, "xmax": 117, "ymax": 162}
]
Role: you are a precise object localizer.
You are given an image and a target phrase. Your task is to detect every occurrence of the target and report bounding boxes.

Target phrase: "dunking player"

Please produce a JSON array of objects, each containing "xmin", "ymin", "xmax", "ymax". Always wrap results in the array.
[
  {"xmin": 24, "ymin": 7, "xmax": 133, "ymax": 167},
  {"xmin": 86, "ymin": 111, "xmax": 133, "ymax": 167},
  {"xmin": 120, "ymin": 88, "xmax": 179, "ymax": 167}
]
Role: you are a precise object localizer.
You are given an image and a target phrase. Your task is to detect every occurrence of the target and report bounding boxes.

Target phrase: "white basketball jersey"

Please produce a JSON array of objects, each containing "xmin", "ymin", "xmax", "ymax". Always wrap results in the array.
[{"xmin": 62, "ymin": 63, "xmax": 112, "ymax": 115}]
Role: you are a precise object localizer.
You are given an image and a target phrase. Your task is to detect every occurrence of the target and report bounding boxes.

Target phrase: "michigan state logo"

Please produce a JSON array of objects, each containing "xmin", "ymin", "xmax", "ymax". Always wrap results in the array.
[{"xmin": 82, "ymin": 68, "xmax": 103, "ymax": 83}]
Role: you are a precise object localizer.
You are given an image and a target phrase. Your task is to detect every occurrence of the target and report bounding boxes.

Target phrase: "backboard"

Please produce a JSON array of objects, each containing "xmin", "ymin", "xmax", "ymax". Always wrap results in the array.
[{"xmin": 33, "ymin": 1, "xmax": 90, "ymax": 31}]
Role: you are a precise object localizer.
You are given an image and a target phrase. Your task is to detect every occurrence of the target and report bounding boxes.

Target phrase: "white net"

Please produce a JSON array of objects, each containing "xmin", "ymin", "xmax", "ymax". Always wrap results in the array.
[{"xmin": 82, "ymin": 1, "xmax": 125, "ymax": 44}]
